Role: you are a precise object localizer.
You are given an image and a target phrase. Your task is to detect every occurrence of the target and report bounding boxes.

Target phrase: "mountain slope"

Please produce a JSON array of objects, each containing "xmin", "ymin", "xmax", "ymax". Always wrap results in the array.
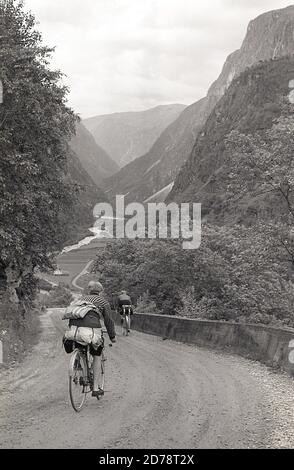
[
  {"xmin": 168, "ymin": 56, "xmax": 294, "ymax": 223},
  {"xmin": 104, "ymin": 5, "xmax": 294, "ymax": 204},
  {"xmin": 65, "ymin": 135, "xmax": 109, "ymax": 243},
  {"xmin": 84, "ymin": 104, "xmax": 186, "ymax": 167},
  {"xmin": 70, "ymin": 122, "xmax": 119, "ymax": 185},
  {"xmin": 103, "ymin": 98, "xmax": 207, "ymax": 202}
]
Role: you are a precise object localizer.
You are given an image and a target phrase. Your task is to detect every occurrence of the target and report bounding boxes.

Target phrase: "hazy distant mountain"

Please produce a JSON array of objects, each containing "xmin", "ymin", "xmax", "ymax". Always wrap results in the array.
[
  {"xmin": 66, "ymin": 122, "xmax": 112, "ymax": 241},
  {"xmin": 70, "ymin": 122, "xmax": 119, "ymax": 185},
  {"xmin": 103, "ymin": 5, "xmax": 294, "ymax": 204},
  {"xmin": 168, "ymin": 56, "xmax": 294, "ymax": 224},
  {"xmin": 83, "ymin": 104, "xmax": 186, "ymax": 167},
  {"xmin": 66, "ymin": 148, "xmax": 109, "ymax": 242},
  {"xmin": 102, "ymin": 98, "xmax": 207, "ymax": 203}
]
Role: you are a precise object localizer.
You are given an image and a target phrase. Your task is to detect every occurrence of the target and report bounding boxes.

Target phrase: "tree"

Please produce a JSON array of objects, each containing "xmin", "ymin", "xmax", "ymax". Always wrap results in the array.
[
  {"xmin": 224, "ymin": 107, "xmax": 294, "ymax": 266},
  {"xmin": 0, "ymin": 0, "xmax": 78, "ymax": 304},
  {"xmin": 92, "ymin": 239, "xmax": 196, "ymax": 315}
]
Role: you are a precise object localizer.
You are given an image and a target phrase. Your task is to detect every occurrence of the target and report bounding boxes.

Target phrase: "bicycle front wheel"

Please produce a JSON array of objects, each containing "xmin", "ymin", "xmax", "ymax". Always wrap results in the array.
[{"xmin": 69, "ymin": 348, "xmax": 87, "ymax": 412}]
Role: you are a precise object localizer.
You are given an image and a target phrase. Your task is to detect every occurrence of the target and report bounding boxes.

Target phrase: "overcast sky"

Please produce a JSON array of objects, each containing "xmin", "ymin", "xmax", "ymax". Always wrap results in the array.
[{"xmin": 25, "ymin": 0, "xmax": 292, "ymax": 118}]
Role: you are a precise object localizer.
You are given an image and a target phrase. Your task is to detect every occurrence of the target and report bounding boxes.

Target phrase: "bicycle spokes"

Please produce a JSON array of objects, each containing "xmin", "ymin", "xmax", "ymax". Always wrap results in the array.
[
  {"xmin": 69, "ymin": 349, "xmax": 87, "ymax": 412},
  {"xmin": 68, "ymin": 345, "xmax": 107, "ymax": 411}
]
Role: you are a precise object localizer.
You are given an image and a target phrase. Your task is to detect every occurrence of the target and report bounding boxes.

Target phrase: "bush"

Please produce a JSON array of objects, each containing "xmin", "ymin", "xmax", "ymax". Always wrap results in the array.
[
  {"xmin": 136, "ymin": 291, "xmax": 160, "ymax": 314},
  {"xmin": 176, "ymin": 287, "xmax": 198, "ymax": 318},
  {"xmin": 0, "ymin": 299, "xmax": 41, "ymax": 365},
  {"xmin": 44, "ymin": 284, "xmax": 73, "ymax": 308}
]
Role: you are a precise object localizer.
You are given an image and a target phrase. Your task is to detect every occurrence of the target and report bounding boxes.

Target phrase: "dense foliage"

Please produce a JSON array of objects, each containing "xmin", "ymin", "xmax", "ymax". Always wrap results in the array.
[
  {"xmin": 0, "ymin": 1, "xmax": 78, "ymax": 307},
  {"xmin": 92, "ymin": 223, "xmax": 294, "ymax": 327},
  {"xmin": 223, "ymin": 109, "xmax": 294, "ymax": 262}
]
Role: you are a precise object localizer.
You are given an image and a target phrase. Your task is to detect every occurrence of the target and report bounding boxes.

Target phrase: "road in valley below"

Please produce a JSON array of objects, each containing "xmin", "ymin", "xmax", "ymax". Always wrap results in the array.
[
  {"xmin": 0, "ymin": 306, "xmax": 294, "ymax": 449},
  {"xmin": 40, "ymin": 237, "xmax": 108, "ymax": 289}
]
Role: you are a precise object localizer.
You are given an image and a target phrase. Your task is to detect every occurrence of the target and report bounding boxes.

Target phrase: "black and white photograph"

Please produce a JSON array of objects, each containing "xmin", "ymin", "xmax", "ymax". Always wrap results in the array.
[{"xmin": 0, "ymin": 0, "xmax": 294, "ymax": 454}]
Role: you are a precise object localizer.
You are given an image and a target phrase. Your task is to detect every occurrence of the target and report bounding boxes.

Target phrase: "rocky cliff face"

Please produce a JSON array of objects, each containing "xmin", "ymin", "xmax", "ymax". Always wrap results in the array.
[
  {"xmin": 104, "ymin": 5, "xmax": 294, "ymax": 204},
  {"xmin": 84, "ymin": 104, "xmax": 186, "ymax": 168},
  {"xmin": 168, "ymin": 56, "xmax": 294, "ymax": 224},
  {"xmin": 207, "ymin": 5, "xmax": 294, "ymax": 110}
]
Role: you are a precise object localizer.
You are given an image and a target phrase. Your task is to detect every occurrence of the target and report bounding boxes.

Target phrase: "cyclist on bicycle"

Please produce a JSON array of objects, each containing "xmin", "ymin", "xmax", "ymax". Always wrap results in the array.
[
  {"xmin": 117, "ymin": 290, "xmax": 133, "ymax": 332},
  {"xmin": 69, "ymin": 281, "xmax": 116, "ymax": 397}
]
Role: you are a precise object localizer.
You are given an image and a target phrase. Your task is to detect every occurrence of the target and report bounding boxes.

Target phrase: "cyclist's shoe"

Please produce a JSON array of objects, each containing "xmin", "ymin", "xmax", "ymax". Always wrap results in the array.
[{"xmin": 92, "ymin": 388, "xmax": 104, "ymax": 398}]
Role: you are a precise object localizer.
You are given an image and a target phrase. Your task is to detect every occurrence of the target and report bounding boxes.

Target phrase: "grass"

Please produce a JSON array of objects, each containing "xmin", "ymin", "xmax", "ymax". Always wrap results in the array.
[{"xmin": 0, "ymin": 302, "xmax": 41, "ymax": 368}]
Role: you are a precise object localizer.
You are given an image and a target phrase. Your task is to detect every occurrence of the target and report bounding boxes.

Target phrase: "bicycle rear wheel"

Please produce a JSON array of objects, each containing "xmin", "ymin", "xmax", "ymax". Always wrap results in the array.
[
  {"xmin": 121, "ymin": 313, "xmax": 127, "ymax": 335},
  {"xmin": 125, "ymin": 314, "xmax": 130, "ymax": 335},
  {"xmin": 69, "ymin": 348, "xmax": 87, "ymax": 412}
]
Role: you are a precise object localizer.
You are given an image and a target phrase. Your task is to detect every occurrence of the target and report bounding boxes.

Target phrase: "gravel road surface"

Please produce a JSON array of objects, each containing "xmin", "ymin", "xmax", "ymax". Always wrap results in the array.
[{"xmin": 0, "ymin": 308, "xmax": 293, "ymax": 449}]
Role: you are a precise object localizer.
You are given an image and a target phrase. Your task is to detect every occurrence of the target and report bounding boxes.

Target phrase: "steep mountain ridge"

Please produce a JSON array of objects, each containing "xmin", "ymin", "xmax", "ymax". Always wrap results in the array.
[
  {"xmin": 206, "ymin": 5, "xmax": 294, "ymax": 110},
  {"xmin": 168, "ymin": 56, "xmax": 294, "ymax": 224},
  {"xmin": 84, "ymin": 104, "xmax": 186, "ymax": 167},
  {"xmin": 103, "ymin": 5, "xmax": 294, "ymax": 204}
]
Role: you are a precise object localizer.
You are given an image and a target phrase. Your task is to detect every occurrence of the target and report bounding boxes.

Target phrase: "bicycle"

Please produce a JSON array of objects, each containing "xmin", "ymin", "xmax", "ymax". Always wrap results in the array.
[
  {"xmin": 121, "ymin": 305, "xmax": 132, "ymax": 336},
  {"xmin": 68, "ymin": 330, "xmax": 110, "ymax": 412}
]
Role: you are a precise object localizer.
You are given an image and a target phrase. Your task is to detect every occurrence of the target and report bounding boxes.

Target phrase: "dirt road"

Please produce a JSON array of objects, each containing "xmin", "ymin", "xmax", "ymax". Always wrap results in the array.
[
  {"xmin": 71, "ymin": 260, "xmax": 94, "ymax": 291},
  {"xmin": 0, "ymin": 307, "xmax": 293, "ymax": 449}
]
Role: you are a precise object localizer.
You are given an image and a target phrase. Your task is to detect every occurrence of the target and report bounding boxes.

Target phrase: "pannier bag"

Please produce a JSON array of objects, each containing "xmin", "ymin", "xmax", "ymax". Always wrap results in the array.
[
  {"xmin": 64, "ymin": 325, "xmax": 103, "ymax": 348},
  {"xmin": 62, "ymin": 300, "xmax": 99, "ymax": 320},
  {"xmin": 63, "ymin": 337, "xmax": 74, "ymax": 354}
]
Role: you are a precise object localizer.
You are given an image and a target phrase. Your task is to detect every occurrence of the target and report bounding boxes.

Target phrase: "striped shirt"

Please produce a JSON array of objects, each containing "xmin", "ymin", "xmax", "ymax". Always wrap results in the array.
[{"xmin": 81, "ymin": 294, "xmax": 110, "ymax": 313}]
